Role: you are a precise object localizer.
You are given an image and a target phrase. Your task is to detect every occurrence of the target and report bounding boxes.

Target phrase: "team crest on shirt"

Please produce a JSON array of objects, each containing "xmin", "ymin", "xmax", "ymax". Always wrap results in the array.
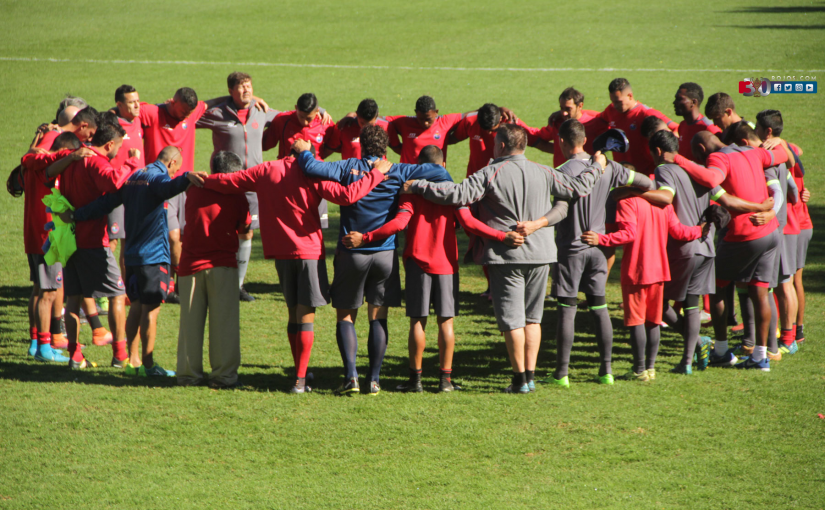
[
  {"xmin": 434, "ymin": 132, "xmax": 441, "ymax": 140},
  {"xmin": 316, "ymin": 135, "xmax": 323, "ymax": 143},
  {"xmin": 117, "ymin": 278, "xmax": 124, "ymax": 289},
  {"xmin": 252, "ymin": 122, "xmax": 259, "ymax": 129},
  {"xmin": 111, "ymin": 223, "xmax": 119, "ymax": 234},
  {"xmin": 56, "ymin": 272, "xmax": 62, "ymax": 283},
  {"xmin": 629, "ymin": 123, "xmax": 637, "ymax": 131},
  {"xmin": 182, "ymin": 122, "xmax": 188, "ymax": 130}
]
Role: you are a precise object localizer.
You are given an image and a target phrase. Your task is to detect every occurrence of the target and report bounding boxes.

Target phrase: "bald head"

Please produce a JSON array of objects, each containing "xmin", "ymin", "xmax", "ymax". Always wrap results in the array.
[
  {"xmin": 57, "ymin": 106, "xmax": 80, "ymax": 128},
  {"xmin": 157, "ymin": 146, "xmax": 183, "ymax": 176},
  {"xmin": 691, "ymin": 131, "xmax": 724, "ymax": 163}
]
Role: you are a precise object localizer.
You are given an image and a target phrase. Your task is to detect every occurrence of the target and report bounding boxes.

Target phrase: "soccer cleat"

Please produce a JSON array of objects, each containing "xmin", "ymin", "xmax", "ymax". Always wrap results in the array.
[
  {"xmin": 551, "ymin": 376, "xmax": 570, "ymax": 388},
  {"xmin": 731, "ymin": 343, "xmax": 754, "ymax": 358},
  {"xmin": 620, "ymin": 370, "xmax": 650, "ymax": 382},
  {"xmin": 709, "ymin": 349, "xmax": 738, "ymax": 367},
  {"xmin": 34, "ymin": 345, "xmax": 70, "ymax": 363},
  {"xmin": 670, "ymin": 363, "xmax": 693, "ymax": 375},
  {"xmin": 335, "ymin": 377, "xmax": 360, "ymax": 395},
  {"xmin": 124, "ymin": 363, "xmax": 139, "ymax": 376},
  {"xmin": 165, "ymin": 290, "xmax": 180, "ymax": 304},
  {"xmin": 735, "ymin": 356, "xmax": 770, "ymax": 372},
  {"xmin": 597, "ymin": 374, "xmax": 615, "ymax": 385},
  {"xmin": 69, "ymin": 358, "xmax": 97, "ymax": 370},
  {"xmin": 111, "ymin": 356, "xmax": 130, "ymax": 368},
  {"xmin": 439, "ymin": 379, "xmax": 460, "ymax": 392},
  {"xmin": 91, "ymin": 327, "xmax": 113, "ymax": 346},
  {"xmin": 27, "ymin": 339, "xmax": 38, "ymax": 357},
  {"xmin": 731, "ymin": 322, "xmax": 744, "ymax": 333},
  {"xmin": 778, "ymin": 341, "xmax": 798, "ymax": 356},
  {"xmin": 646, "ymin": 368, "xmax": 656, "ymax": 380},
  {"xmin": 766, "ymin": 350, "xmax": 782, "ymax": 362},
  {"xmin": 139, "ymin": 364, "xmax": 175, "ymax": 377},
  {"xmin": 504, "ymin": 383, "xmax": 530, "ymax": 394},
  {"xmin": 289, "ymin": 378, "xmax": 310, "ymax": 394},
  {"xmin": 95, "ymin": 297, "xmax": 109, "ymax": 315},
  {"xmin": 527, "ymin": 379, "xmax": 536, "ymax": 392},
  {"xmin": 239, "ymin": 286, "xmax": 256, "ymax": 302},
  {"xmin": 696, "ymin": 336, "xmax": 713, "ymax": 370},
  {"xmin": 396, "ymin": 379, "xmax": 423, "ymax": 393},
  {"xmin": 368, "ymin": 381, "xmax": 381, "ymax": 396},
  {"xmin": 51, "ymin": 333, "xmax": 68, "ymax": 349}
]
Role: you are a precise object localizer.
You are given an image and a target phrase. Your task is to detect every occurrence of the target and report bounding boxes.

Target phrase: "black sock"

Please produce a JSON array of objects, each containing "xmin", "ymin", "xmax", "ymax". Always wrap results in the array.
[
  {"xmin": 367, "ymin": 319, "xmax": 388, "ymax": 383},
  {"xmin": 336, "ymin": 321, "xmax": 358, "ymax": 379},
  {"xmin": 797, "ymin": 324, "xmax": 804, "ymax": 340},
  {"xmin": 440, "ymin": 369, "xmax": 452, "ymax": 382},
  {"xmin": 512, "ymin": 371, "xmax": 526, "ymax": 388},
  {"xmin": 87, "ymin": 313, "xmax": 103, "ymax": 330},
  {"xmin": 49, "ymin": 317, "xmax": 62, "ymax": 335},
  {"xmin": 525, "ymin": 370, "xmax": 534, "ymax": 383},
  {"xmin": 410, "ymin": 368, "xmax": 422, "ymax": 382}
]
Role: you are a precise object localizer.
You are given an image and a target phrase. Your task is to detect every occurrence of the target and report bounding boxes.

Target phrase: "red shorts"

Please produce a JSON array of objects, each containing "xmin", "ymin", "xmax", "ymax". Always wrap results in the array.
[{"xmin": 622, "ymin": 282, "xmax": 664, "ymax": 326}]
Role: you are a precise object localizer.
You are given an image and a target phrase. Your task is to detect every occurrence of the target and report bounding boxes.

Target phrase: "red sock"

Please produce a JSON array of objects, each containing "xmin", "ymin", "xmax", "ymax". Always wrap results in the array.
[
  {"xmin": 287, "ymin": 332, "xmax": 298, "ymax": 367},
  {"xmin": 792, "ymin": 324, "xmax": 797, "ymax": 338},
  {"xmin": 296, "ymin": 330, "xmax": 314, "ymax": 379},
  {"xmin": 30, "ymin": 326, "xmax": 38, "ymax": 341},
  {"xmin": 37, "ymin": 332, "xmax": 51, "ymax": 346},
  {"xmin": 112, "ymin": 340, "xmax": 127, "ymax": 361},
  {"xmin": 780, "ymin": 329, "xmax": 795, "ymax": 347},
  {"xmin": 69, "ymin": 339, "xmax": 84, "ymax": 362}
]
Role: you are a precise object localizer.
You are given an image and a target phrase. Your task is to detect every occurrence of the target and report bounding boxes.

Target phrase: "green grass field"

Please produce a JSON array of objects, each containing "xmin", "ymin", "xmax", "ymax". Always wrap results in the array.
[{"xmin": 1, "ymin": 1, "xmax": 824, "ymax": 508}]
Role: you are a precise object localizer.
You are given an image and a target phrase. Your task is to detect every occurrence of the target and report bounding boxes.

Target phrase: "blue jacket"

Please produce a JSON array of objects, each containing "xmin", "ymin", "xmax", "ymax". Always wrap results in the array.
[
  {"xmin": 73, "ymin": 161, "xmax": 190, "ymax": 266},
  {"xmin": 296, "ymin": 151, "xmax": 452, "ymax": 252}
]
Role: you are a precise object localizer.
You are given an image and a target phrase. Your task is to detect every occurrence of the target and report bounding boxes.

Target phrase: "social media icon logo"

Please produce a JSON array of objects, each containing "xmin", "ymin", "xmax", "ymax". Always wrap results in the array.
[
  {"xmin": 796, "ymin": 83, "xmax": 803, "ymax": 91},
  {"xmin": 774, "ymin": 83, "xmax": 781, "ymax": 91},
  {"xmin": 806, "ymin": 83, "xmax": 814, "ymax": 92},
  {"xmin": 785, "ymin": 84, "xmax": 792, "ymax": 91}
]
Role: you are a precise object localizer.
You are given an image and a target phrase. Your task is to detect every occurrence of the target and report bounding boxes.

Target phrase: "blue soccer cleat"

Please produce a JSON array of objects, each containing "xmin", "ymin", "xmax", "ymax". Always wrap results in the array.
[
  {"xmin": 34, "ymin": 345, "xmax": 70, "ymax": 363},
  {"xmin": 735, "ymin": 356, "xmax": 770, "ymax": 372}
]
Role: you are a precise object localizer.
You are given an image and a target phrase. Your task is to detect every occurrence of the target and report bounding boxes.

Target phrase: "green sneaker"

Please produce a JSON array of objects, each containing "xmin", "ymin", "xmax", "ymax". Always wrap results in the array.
[
  {"xmin": 597, "ymin": 374, "xmax": 614, "ymax": 385},
  {"xmin": 621, "ymin": 370, "xmax": 650, "ymax": 382},
  {"xmin": 646, "ymin": 368, "xmax": 656, "ymax": 380},
  {"xmin": 670, "ymin": 363, "xmax": 693, "ymax": 375},
  {"xmin": 778, "ymin": 341, "xmax": 798, "ymax": 356},
  {"xmin": 124, "ymin": 363, "xmax": 140, "ymax": 376},
  {"xmin": 139, "ymin": 364, "xmax": 175, "ymax": 377},
  {"xmin": 335, "ymin": 377, "xmax": 360, "ymax": 395},
  {"xmin": 551, "ymin": 375, "xmax": 570, "ymax": 388}
]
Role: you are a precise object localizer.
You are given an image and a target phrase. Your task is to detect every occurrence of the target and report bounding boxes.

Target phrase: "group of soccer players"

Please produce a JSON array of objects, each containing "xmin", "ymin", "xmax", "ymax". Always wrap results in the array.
[{"xmin": 12, "ymin": 72, "xmax": 813, "ymax": 394}]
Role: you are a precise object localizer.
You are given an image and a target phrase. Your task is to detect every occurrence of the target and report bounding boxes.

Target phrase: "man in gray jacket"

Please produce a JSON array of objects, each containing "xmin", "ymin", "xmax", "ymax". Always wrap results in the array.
[{"xmin": 404, "ymin": 124, "xmax": 606, "ymax": 393}]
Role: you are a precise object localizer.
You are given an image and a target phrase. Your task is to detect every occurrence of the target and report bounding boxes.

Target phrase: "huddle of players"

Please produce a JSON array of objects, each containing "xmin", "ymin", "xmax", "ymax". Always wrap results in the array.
[{"xmin": 15, "ymin": 73, "xmax": 812, "ymax": 394}]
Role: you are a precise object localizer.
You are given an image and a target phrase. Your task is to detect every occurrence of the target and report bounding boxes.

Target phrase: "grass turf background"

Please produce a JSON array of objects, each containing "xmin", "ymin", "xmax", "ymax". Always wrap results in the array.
[{"xmin": 0, "ymin": 0, "xmax": 824, "ymax": 508}]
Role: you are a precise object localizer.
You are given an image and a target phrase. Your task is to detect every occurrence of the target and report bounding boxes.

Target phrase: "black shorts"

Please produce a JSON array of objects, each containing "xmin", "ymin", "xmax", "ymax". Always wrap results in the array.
[
  {"xmin": 715, "ymin": 229, "xmax": 780, "ymax": 287},
  {"xmin": 125, "ymin": 263, "xmax": 170, "ymax": 305},
  {"xmin": 64, "ymin": 247, "xmax": 125, "ymax": 298}
]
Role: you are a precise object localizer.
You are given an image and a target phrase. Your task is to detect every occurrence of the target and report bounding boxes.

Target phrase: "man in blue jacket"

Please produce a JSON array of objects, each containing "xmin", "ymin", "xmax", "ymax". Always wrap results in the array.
[
  {"xmin": 293, "ymin": 125, "xmax": 452, "ymax": 395},
  {"xmin": 63, "ymin": 146, "xmax": 191, "ymax": 377}
]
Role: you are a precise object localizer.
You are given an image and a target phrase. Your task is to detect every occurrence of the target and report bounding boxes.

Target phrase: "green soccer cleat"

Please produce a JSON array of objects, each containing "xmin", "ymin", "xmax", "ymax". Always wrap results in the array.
[
  {"xmin": 335, "ymin": 377, "xmax": 360, "ymax": 396},
  {"xmin": 551, "ymin": 376, "xmax": 570, "ymax": 388},
  {"xmin": 646, "ymin": 368, "xmax": 656, "ymax": 380},
  {"xmin": 696, "ymin": 336, "xmax": 713, "ymax": 370},
  {"xmin": 597, "ymin": 374, "xmax": 614, "ymax": 385},
  {"xmin": 778, "ymin": 341, "xmax": 799, "ymax": 356},
  {"xmin": 621, "ymin": 370, "xmax": 650, "ymax": 382},
  {"xmin": 670, "ymin": 363, "xmax": 693, "ymax": 375}
]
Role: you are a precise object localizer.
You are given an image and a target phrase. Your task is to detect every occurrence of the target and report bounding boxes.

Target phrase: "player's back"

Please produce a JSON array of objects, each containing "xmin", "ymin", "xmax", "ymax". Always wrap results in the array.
[
  {"xmin": 402, "ymin": 194, "xmax": 460, "ymax": 274},
  {"xmin": 617, "ymin": 197, "xmax": 673, "ymax": 286},
  {"xmin": 715, "ymin": 144, "xmax": 778, "ymax": 241},
  {"xmin": 655, "ymin": 163, "xmax": 715, "ymax": 259}
]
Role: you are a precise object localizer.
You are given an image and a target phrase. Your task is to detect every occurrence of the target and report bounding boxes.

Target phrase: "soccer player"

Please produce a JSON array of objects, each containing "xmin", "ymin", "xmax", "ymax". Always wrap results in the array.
[
  {"xmin": 295, "ymin": 125, "xmax": 454, "ymax": 395},
  {"xmin": 785, "ymin": 137, "xmax": 812, "ymax": 345},
  {"xmin": 57, "ymin": 106, "xmax": 99, "ymax": 144},
  {"xmin": 344, "ymin": 146, "xmax": 524, "ymax": 392},
  {"xmin": 327, "ymin": 98, "xmax": 389, "ymax": 160},
  {"xmin": 581, "ymin": 196, "xmax": 705, "ymax": 381},
  {"xmin": 549, "ymin": 119, "xmax": 655, "ymax": 387},
  {"xmin": 387, "ymin": 95, "xmax": 464, "ymax": 165},
  {"xmin": 536, "ymin": 87, "xmax": 606, "ymax": 168},
  {"xmin": 672, "ymin": 82, "xmax": 722, "ymax": 161},
  {"xmin": 704, "ymin": 92, "xmax": 756, "ymax": 140},
  {"xmin": 62, "ymin": 147, "xmax": 190, "ymax": 376},
  {"xmin": 192, "ymin": 144, "xmax": 392, "ymax": 392},
  {"xmin": 670, "ymin": 131, "xmax": 792, "ymax": 371},
  {"xmin": 175, "ymin": 152, "xmax": 251, "ymax": 389},
  {"xmin": 640, "ymin": 115, "xmax": 669, "ymax": 140},
  {"xmin": 20, "ymin": 133, "xmax": 89, "ymax": 362},
  {"xmin": 49, "ymin": 122, "xmax": 131, "ymax": 369},
  {"xmin": 197, "ymin": 72, "xmax": 281, "ymax": 302},
  {"xmin": 405, "ymin": 124, "xmax": 605, "ymax": 393}
]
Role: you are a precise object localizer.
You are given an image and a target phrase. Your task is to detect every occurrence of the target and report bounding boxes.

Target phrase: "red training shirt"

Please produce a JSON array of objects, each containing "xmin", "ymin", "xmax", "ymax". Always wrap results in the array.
[
  {"xmin": 387, "ymin": 114, "xmax": 463, "ymax": 164},
  {"xmin": 789, "ymin": 143, "xmax": 812, "ymax": 230},
  {"xmin": 262, "ymin": 110, "xmax": 337, "ymax": 160},
  {"xmin": 139, "ymin": 101, "xmax": 207, "ymax": 177},
  {"xmin": 21, "ymin": 150, "xmax": 70, "ymax": 254},
  {"xmin": 328, "ymin": 118, "xmax": 389, "ymax": 160},
  {"xmin": 452, "ymin": 113, "xmax": 541, "ymax": 177},
  {"xmin": 677, "ymin": 115, "xmax": 722, "ymax": 161},
  {"xmin": 537, "ymin": 110, "xmax": 605, "ymax": 168},
  {"xmin": 596, "ymin": 103, "xmax": 678, "ymax": 175},
  {"xmin": 110, "ymin": 116, "xmax": 145, "ymax": 173}
]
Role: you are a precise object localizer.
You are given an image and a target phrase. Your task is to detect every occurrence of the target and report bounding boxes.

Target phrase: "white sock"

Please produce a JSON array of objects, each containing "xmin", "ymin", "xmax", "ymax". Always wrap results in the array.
[
  {"xmin": 752, "ymin": 345, "xmax": 767, "ymax": 362},
  {"xmin": 715, "ymin": 340, "xmax": 728, "ymax": 354},
  {"xmin": 237, "ymin": 239, "xmax": 252, "ymax": 289}
]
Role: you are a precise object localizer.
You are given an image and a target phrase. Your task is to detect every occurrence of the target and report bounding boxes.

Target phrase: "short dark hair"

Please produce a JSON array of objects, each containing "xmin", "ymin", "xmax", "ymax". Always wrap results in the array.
[
  {"xmin": 115, "ymin": 84, "xmax": 136, "ymax": 104},
  {"xmin": 648, "ymin": 130, "xmax": 679, "ymax": 154},
  {"xmin": 72, "ymin": 106, "xmax": 99, "ymax": 128},
  {"xmin": 417, "ymin": 145, "xmax": 443, "ymax": 165},
  {"xmin": 558, "ymin": 87, "xmax": 584, "ymax": 105},
  {"xmin": 54, "ymin": 95, "xmax": 88, "ymax": 123},
  {"xmin": 356, "ymin": 98, "xmax": 379, "ymax": 121},
  {"xmin": 679, "ymin": 82, "xmax": 704, "ymax": 105},
  {"xmin": 296, "ymin": 93, "xmax": 318, "ymax": 113},
  {"xmin": 705, "ymin": 92, "xmax": 735, "ymax": 118},
  {"xmin": 51, "ymin": 132, "xmax": 82, "ymax": 151},
  {"xmin": 756, "ymin": 109, "xmax": 783, "ymax": 137},
  {"xmin": 640, "ymin": 115, "xmax": 668, "ymax": 138},
  {"xmin": 175, "ymin": 87, "xmax": 199, "ymax": 110},
  {"xmin": 558, "ymin": 119, "xmax": 586, "ymax": 147},
  {"xmin": 495, "ymin": 124, "xmax": 528, "ymax": 152},
  {"xmin": 212, "ymin": 151, "xmax": 243, "ymax": 174},
  {"xmin": 730, "ymin": 121, "xmax": 761, "ymax": 145},
  {"xmin": 477, "ymin": 103, "xmax": 501, "ymax": 131},
  {"xmin": 608, "ymin": 78, "xmax": 631, "ymax": 94},
  {"xmin": 97, "ymin": 111, "xmax": 121, "ymax": 129},
  {"xmin": 360, "ymin": 124, "xmax": 389, "ymax": 158},
  {"xmin": 227, "ymin": 72, "xmax": 251, "ymax": 89},
  {"xmin": 91, "ymin": 121, "xmax": 125, "ymax": 147},
  {"xmin": 415, "ymin": 95, "xmax": 437, "ymax": 113}
]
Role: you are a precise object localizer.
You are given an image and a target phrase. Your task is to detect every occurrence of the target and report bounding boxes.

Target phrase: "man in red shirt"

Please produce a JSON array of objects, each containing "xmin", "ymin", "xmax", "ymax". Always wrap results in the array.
[
  {"xmin": 262, "ymin": 92, "xmax": 337, "ymax": 229},
  {"xmin": 582, "ymin": 198, "xmax": 704, "ymax": 381},
  {"xmin": 327, "ymin": 98, "xmax": 389, "ymax": 160},
  {"xmin": 595, "ymin": 78, "xmax": 679, "ymax": 176},
  {"xmin": 672, "ymin": 82, "xmax": 722, "ymax": 161},
  {"xmin": 537, "ymin": 87, "xmax": 606, "ymax": 168},
  {"xmin": 55, "ymin": 122, "xmax": 132, "ymax": 369},
  {"xmin": 344, "ymin": 146, "xmax": 524, "ymax": 393},
  {"xmin": 671, "ymin": 131, "xmax": 792, "ymax": 370},
  {"xmin": 188, "ymin": 145, "xmax": 391, "ymax": 392},
  {"xmin": 387, "ymin": 95, "xmax": 464, "ymax": 165}
]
